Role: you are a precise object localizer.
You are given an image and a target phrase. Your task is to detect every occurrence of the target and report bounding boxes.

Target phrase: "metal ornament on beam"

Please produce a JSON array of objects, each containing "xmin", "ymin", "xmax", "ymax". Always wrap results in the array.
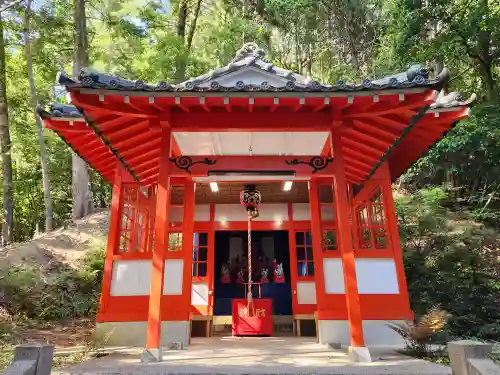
[
  {"xmin": 285, "ymin": 156, "xmax": 334, "ymax": 173},
  {"xmin": 157, "ymin": 156, "xmax": 336, "ymax": 178},
  {"xmin": 169, "ymin": 156, "xmax": 217, "ymax": 173}
]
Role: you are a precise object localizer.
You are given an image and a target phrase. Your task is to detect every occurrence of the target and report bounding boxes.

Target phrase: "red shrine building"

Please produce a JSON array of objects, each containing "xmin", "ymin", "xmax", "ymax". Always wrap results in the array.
[{"xmin": 38, "ymin": 43, "xmax": 473, "ymax": 362}]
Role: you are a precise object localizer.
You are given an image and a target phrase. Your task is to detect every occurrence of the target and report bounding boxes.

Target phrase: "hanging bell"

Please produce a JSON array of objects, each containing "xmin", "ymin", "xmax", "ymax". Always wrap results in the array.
[{"xmin": 240, "ymin": 184, "xmax": 261, "ymax": 218}]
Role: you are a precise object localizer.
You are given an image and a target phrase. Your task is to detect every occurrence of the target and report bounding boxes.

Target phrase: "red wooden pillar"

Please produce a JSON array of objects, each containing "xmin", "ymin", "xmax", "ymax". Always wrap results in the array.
[
  {"xmin": 98, "ymin": 164, "xmax": 135, "ymax": 321},
  {"xmin": 145, "ymin": 127, "xmax": 172, "ymax": 352},
  {"xmin": 181, "ymin": 179, "xmax": 195, "ymax": 327},
  {"xmin": 308, "ymin": 179, "xmax": 327, "ymax": 313},
  {"xmin": 98, "ymin": 163, "xmax": 124, "ymax": 318},
  {"xmin": 379, "ymin": 162, "xmax": 410, "ymax": 306},
  {"xmin": 331, "ymin": 126, "xmax": 370, "ymax": 361},
  {"xmin": 287, "ymin": 203, "xmax": 299, "ymax": 312},
  {"xmin": 207, "ymin": 204, "xmax": 216, "ymax": 315}
]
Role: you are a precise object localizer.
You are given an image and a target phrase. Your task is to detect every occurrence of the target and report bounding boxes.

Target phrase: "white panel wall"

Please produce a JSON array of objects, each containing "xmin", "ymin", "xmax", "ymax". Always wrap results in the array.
[
  {"xmin": 355, "ymin": 258, "xmax": 399, "ymax": 294},
  {"xmin": 323, "ymin": 258, "xmax": 345, "ymax": 294},
  {"xmin": 317, "ymin": 320, "xmax": 407, "ymax": 346},
  {"xmin": 110, "ymin": 260, "xmax": 151, "ymax": 296},
  {"xmin": 296, "ymin": 281, "xmax": 317, "ymax": 304},
  {"xmin": 215, "ymin": 203, "xmax": 288, "ymax": 222},
  {"xmin": 191, "ymin": 282, "xmax": 209, "ymax": 306},
  {"xmin": 170, "ymin": 206, "xmax": 184, "ymax": 222},
  {"xmin": 194, "ymin": 205, "xmax": 210, "ymax": 221},
  {"xmin": 254, "ymin": 203, "xmax": 288, "ymax": 221},
  {"xmin": 163, "ymin": 259, "xmax": 184, "ymax": 295},
  {"xmin": 215, "ymin": 204, "xmax": 247, "ymax": 221},
  {"xmin": 321, "ymin": 205, "xmax": 335, "ymax": 220},
  {"xmin": 292, "ymin": 203, "xmax": 310, "ymax": 220}
]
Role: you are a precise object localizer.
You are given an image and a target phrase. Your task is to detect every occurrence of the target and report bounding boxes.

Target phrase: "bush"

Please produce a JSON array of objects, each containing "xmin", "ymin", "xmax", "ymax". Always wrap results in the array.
[
  {"xmin": 396, "ymin": 187, "xmax": 500, "ymax": 342},
  {"xmin": 0, "ymin": 243, "xmax": 106, "ymax": 322},
  {"xmin": 80, "ymin": 245, "xmax": 106, "ymax": 284}
]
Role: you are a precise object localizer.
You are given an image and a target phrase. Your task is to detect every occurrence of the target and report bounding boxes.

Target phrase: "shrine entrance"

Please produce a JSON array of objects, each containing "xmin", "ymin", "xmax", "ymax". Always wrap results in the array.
[{"xmin": 212, "ymin": 230, "xmax": 293, "ymax": 335}]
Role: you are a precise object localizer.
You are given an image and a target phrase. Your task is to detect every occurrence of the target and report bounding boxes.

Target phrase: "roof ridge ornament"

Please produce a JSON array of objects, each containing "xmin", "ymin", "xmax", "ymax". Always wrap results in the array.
[
  {"xmin": 231, "ymin": 42, "xmax": 268, "ymax": 64},
  {"xmin": 430, "ymin": 90, "xmax": 477, "ymax": 109}
]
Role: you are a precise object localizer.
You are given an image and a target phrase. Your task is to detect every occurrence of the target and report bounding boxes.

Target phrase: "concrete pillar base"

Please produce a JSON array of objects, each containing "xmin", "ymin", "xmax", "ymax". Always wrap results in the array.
[
  {"xmin": 141, "ymin": 348, "xmax": 163, "ymax": 363},
  {"xmin": 348, "ymin": 346, "xmax": 372, "ymax": 362}
]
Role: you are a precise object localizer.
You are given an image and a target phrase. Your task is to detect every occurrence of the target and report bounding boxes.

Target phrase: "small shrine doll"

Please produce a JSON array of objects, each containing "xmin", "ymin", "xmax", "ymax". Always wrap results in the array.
[
  {"xmin": 220, "ymin": 263, "xmax": 230, "ymax": 284},
  {"xmin": 260, "ymin": 268, "xmax": 269, "ymax": 283},
  {"xmin": 236, "ymin": 269, "xmax": 245, "ymax": 284},
  {"xmin": 274, "ymin": 263, "xmax": 285, "ymax": 283},
  {"xmin": 272, "ymin": 259, "xmax": 278, "ymax": 271}
]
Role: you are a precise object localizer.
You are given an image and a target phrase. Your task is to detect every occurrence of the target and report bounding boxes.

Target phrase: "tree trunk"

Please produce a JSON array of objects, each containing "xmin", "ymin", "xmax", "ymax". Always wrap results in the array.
[
  {"xmin": 0, "ymin": 14, "xmax": 13, "ymax": 245},
  {"xmin": 72, "ymin": 0, "xmax": 93, "ymax": 219},
  {"xmin": 173, "ymin": 0, "xmax": 202, "ymax": 83},
  {"xmin": 174, "ymin": 0, "xmax": 188, "ymax": 83},
  {"xmin": 476, "ymin": 0, "xmax": 497, "ymax": 101},
  {"xmin": 186, "ymin": 0, "xmax": 202, "ymax": 53},
  {"xmin": 24, "ymin": 0, "xmax": 53, "ymax": 231},
  {"xmin": 477, "ymin": 61, "xmax": 497, "ymax": 102}
]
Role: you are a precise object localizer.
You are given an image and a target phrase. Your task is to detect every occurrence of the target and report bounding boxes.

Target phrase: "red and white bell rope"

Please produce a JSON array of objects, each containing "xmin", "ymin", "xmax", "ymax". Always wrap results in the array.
[
  {"xmin": 239, "ymin": 184, "xmax": 261, "ymax": 316},
  {"xmin": 247, "ymin": 212, "xmax": 253, "ymax": 315}
]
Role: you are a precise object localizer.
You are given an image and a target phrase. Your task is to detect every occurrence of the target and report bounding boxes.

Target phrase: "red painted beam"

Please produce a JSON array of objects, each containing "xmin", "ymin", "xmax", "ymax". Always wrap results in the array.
[
  {"xmin": 160, "ymin": 155, "xmax": 336, "ymax": 177},
  {"xmin": 343, "ymin": 90, "xmax": 437, "ymax": 118},
  {"xmin": 351, "ymin": 119, "xmax": 400, "ymax": 141},
  {"xmin": 97, "ymin": 116, "xmax": 143, "ymax": 133},
  {"xmin": 134, "ymin": 158, "xmax": 160, "ymax": 174},
  {"xmin": 113, "ymin": 129, "xmax": 162, "ymax": 151},
  {"xmin": 70, "ymin": 92, "xmax": 158, "ymax": 119},
  {"xmin": 120, "ymin": 139, "xmax": 161, "ymax": 158},
  {"xmin": 345, "ymin": 158, "xmax": 372, "ymax": 172},
  {"xmin": 45, "ymin": 122, "xmax": 90, "ymax": 133},
  {"xmin": 343, "ymin": 129, "xmax": 393, "ymax": 150},
  {"xmin": 106, "ymin": 120, "xmax": 150, "ymax": 143},
  {"xmin": 170, "ymin": 112, "xmax": 330, "ymax": 131},
  {"xmin": 341, "ymin": 147, "xmax": 380, "ymax": 164},
  {"xmin": 127, "ymin": 149, "xmax": 161, "ymax": 165},
  {"xmin": 342, "ymin": 137, "xmax": 385, "ymax": 157}
]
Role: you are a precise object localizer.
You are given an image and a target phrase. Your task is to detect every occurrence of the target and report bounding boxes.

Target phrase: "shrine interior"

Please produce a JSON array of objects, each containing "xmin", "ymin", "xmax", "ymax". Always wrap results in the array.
[{"xmin": 213, "ymin": 230, "xmax": 292, "ymax": 316}]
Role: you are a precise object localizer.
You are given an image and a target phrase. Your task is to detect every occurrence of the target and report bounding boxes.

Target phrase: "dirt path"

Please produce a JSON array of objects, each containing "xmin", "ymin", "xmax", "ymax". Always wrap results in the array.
[{"xmin": 8, "ymin": 319, "xmax": 96, "ymax": 348}]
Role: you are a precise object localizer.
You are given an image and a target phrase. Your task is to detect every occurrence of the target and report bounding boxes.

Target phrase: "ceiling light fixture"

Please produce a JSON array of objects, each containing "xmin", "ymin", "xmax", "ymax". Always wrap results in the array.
[
  {"xmin": 283, "ymin": 181, "xmax": 293, "ymax": 191},
  {"xmin": 210, "ymin": 182, "xmax": 219, "ymax": 192}
]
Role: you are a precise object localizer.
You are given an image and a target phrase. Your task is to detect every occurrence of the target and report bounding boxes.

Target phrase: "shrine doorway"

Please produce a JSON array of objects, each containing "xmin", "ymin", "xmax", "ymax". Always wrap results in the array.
[{"xmin": 213, "ymin": 230, "xmax": 292, "ymax": 318}]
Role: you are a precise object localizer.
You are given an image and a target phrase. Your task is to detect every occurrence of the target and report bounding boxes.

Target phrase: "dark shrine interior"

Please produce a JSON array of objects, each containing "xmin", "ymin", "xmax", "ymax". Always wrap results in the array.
[{"xmin": 213, "ymin": 230, "xmax": 293, "ymax": 316}]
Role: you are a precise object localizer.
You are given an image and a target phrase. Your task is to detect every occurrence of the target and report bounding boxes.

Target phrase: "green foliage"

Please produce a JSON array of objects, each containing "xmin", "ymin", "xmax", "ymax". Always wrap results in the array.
[
  {"xmin": 396, "ymin": 187, "xmax": 500, "ymax": 341},
  {"xmin": 80, "ymin": 243, "xmax": 106, "ymax": 283}
]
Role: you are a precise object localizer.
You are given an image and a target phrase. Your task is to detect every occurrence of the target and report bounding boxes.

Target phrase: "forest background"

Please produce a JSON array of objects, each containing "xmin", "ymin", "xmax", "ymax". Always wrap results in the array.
[{"xmin": 0, "ymin": 0, "xmax": 499, "ymax": 343}]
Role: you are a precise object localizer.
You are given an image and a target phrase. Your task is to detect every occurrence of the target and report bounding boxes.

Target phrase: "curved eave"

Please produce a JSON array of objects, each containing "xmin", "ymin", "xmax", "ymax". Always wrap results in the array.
[
  {"xmin": 387, "ymin": 106, "xmax": 471, "ymax": 182},
  {"xmin": 38, "ymin": 113, "xmax": 116, "ymax": 183}
]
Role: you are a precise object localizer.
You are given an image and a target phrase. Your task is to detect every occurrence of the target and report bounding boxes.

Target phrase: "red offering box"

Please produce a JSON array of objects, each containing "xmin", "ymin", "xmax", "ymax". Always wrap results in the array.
[{"xmin": 232, "ymin": 299, "xmax": 273, "ymax": 336}]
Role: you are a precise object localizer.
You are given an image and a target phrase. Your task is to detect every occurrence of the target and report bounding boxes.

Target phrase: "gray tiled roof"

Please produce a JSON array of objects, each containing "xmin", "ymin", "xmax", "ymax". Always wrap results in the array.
[{"xmin": 57, "ymin": 42, "xmax": 449, "ymax": 93}]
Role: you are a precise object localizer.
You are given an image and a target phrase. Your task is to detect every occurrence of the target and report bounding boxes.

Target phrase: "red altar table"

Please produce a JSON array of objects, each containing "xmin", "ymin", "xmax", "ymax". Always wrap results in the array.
[{"xmin": 232, "ymin": 299, "xmax": 273, "ymax": 336}]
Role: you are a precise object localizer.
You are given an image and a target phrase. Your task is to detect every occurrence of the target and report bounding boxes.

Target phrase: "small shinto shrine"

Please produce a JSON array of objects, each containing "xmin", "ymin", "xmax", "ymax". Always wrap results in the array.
[{"xmin": 38, "ymin": 43, "xmax": 473, "ymax": 362}]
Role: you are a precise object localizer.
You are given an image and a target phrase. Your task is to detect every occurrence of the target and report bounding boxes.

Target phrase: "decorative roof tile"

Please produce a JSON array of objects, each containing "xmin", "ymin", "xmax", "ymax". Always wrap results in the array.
[
  {"xmin": 56, "ymin": 42, "xmax": 450, "ymax": 93},
  {"xmin": 36, "ymin": 103, "xmax": 83, "ymax": 119}
]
